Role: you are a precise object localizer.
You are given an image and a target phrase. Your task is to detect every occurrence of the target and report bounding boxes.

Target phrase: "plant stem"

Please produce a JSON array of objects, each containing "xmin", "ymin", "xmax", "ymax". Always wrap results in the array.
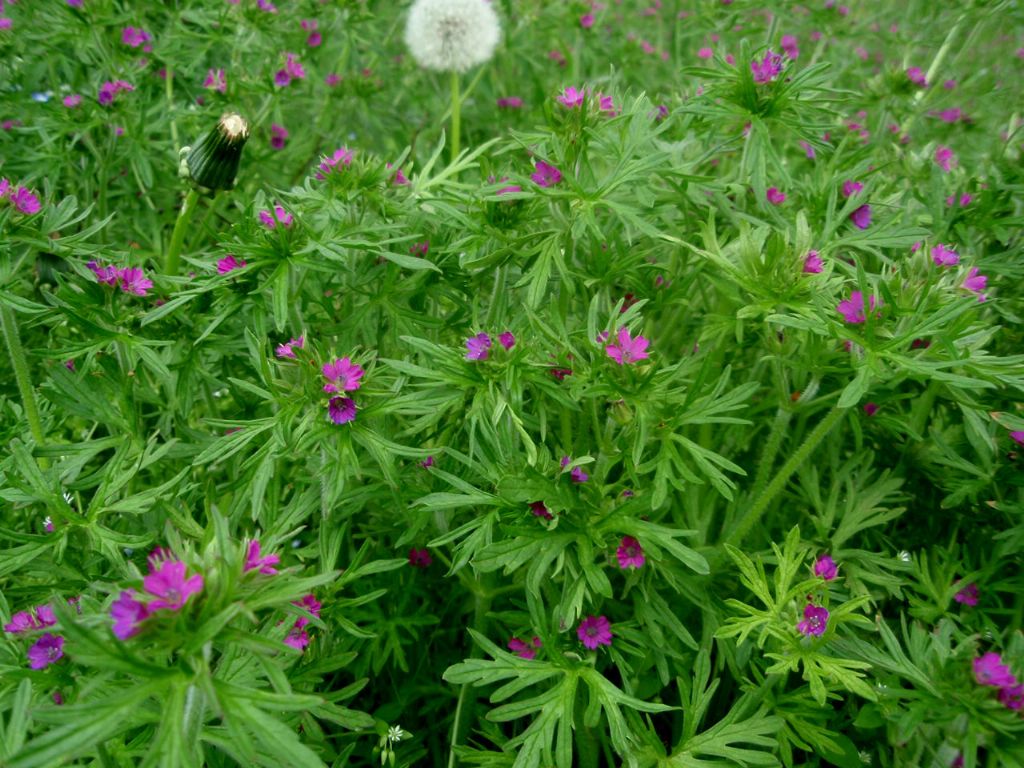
[
  {"xmin": 165, "ymin": 187, "xmax": 201, "ymax": 275},
  {"xmin": 447, "ymin": 585, "xmax": 492, "ymax": 768},
  {"xmin": 449, "ymin": 71, "xmax": 461, "ymax": 163},
  {"xmin": 724, "ymin": 405, "xmax": 846, "ymax": 549},
  {"xmin": 1, "ymin": 306, "xmax": 48, "ymax": 462}
]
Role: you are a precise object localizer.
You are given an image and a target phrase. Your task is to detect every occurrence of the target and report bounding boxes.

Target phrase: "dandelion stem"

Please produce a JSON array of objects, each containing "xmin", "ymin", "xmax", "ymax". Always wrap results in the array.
[
  {"xmin": 164, "ymin": 188, "xmax": 201, "ymax": 275},
  {"xmin": 1, "ymin": 306, "xmax": 48, "ymax": 464},
  {"xmin": 724, "ymin": 405, "xmax": 846, "ymax": 549},
  {"xmin": 449, "ymin": 71, "xmax": 461, "ymax": 163}
]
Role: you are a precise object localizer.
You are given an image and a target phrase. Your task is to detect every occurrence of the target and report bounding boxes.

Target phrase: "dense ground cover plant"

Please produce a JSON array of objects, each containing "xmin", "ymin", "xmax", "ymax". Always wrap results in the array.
[{"xmin": 1, "ymin": 0, "xmax": 1023, "ymax": 766}]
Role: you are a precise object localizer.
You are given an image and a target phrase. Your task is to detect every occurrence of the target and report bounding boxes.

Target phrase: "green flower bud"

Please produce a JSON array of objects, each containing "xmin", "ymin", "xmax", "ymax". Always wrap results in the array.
[{"xmin": 185, "ymin": 113, "xmax": 249, "ymax": 191}]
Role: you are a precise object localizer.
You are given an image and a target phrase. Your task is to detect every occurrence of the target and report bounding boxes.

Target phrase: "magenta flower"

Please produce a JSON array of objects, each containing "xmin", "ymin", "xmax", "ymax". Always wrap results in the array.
[
  {"xmin": 118, "ymin": 267, "xmax": 152, "ymax": 297},
  {"xmin": 498, "ymin": 331, "xmax": 515, "ymax": 350},
  {"xmin": 962, "ymin": 267, "xmax": 987, "ymax": 301},
  {"xmin": 327, "ymin": 396, "xmax": 356, "ymax": 424},
  {"xmin": 259, "ymin": 205, "xmax": 293, "ymax": 229},
  {"xmin": 999, "ymin": 684, "xmax": 1024, "ymax": 710},
  {"xmin": 244, "ymin": 540, "xmax": 280, "ymax": 575},
  {"xmin": 408, "ymin": 548, "xmax": 432, "ymax": 568},
  {"xmin": 420, "ymin": 455, "xmax": 434, "ymax": 468},
  {"xmin": 63, "ymin": 94, "xmax": 82, "ymax": 108},
  {"xmin": 0, "ymin": 178, "xmax": 7, "ymax": 199},
  {"xmin": 529, "ymin": 501, "xmax": 552, "ymax": 520},
  {"xmin": 577, "ymin": 615, "xmax": 613, "ymax": 649},
  {"xmin": 143, "ymin": 560, "xmax": 204, "ymax": 612},
  {"xmin": 110, "ymin": 591, "xmax": 150, "ymax": 640},
  {"xmin": 121, "ymin": 26, "xmax": 152, "ymax": 49},
  {"xmin": 531, "ymin": 161, "xmax": 562, "ymax": 188},
  {"xmin": 841, "ymin": 180, "xmax": 863, "ymax": 198},
  {"xmin": 605, "ymin": 326, "xmax": 651, "ymax": 365},
  {"xmin": 906, "ymin": 66, "xmax": 928, "ymax": 87},
  {"xmin": 0, "ymin": 16, "xmax": 11, "ymax": 29},
  {"xmin": 796, "ymin": 604, "xmax": 829, "ymax": 636},
  {"xmin": 973, "ymin": 652, "xmax": 1016, "ymax": 687},
  {"xmin": 497, "ymin": 96, "xmax": 523, "ymax": 108},
  {"xmin": 301, "ymin": 19, "xmax": 321, "ymax": 47},
  {"xmin": 780, "ymin": 34, "xmax": 799, "ymax": 59},
  {"xmin": 3, "ymin": 611, "xmax": 39, "ymax": 635},
  {"xmin": 799, "ymin": 140, "xmax": 816, "ymax": 159},
  {"xmin": 10, "ymin": 186, "xmax": 40, "ymax": 215},
  {"xmin": 270, "ymin": 123, "xmax": 288, "ymax": 150},
  {"xmin": 293, "ymin": 594, "xmax": 322, "ymax": 628},
  {"xmin": 557, "ymin": 86, "xmax": 585, "ymax": 108},
  {"xmin": 560, "ymin": 455, "xmax": 589, "ymax": 484},
  {"xmin": 813, "ymin": 554, "xmax": 837, "ymax": 580},
  {"xmin": 934, "ymin": 145, "xmax": 956, "ymax": 172},
  {"xmin": 765, "ymin": 187, "xmax": 786, "ymax": 205},
  {"xmin": 616, "ymin": 536, "xmax": 645, "ymax": 569},
  {"xmin": 202, "ymin": 68, "xmax": 227, "ymax": 93},
  {"xmin": 803, "ymin": 250, "xmax": 823, "ymax": 274},
  {"xmin": 931, "ymin": 243, "xmax": 959, "ymax": 267},
  {"xmin": 257, "ymin": 0, "xmax": 277, "ymax": 11},
  {"xmin": 27, "ymin": 633, "xmax": 64, "ymax": 670},
  {"xmin": 465, "ymin": 332, "xmax": 492, "ymax": 361},
  {"xmin": 580, "ymin": 13, "xmax": 594, "ymax": 28},
  {"xmin": 322, "ymin": 357, "xmax": 364, "ymax": 393},
  {"xmin": 597, "ymin": 94, "xmax": 616, "ymax": 115},
  {"xmin": 946, "ymin": 193, "xmax": 972, "ymax": 208},
  {"xmin": 98, "ymin": 79, "xmax": 134, "ymax": 106},
  {"xmin": 953, "ymin": 582, "xmax": 979, "ymax": 606},
  {"xmin": 697, "ymin": 46, "xmax": 713, "ymax": 59},
  {"xmin": 284, "ymin": 628, "xmax": 309, "ymax": 650},
  {"xmin": 849, "ymin": 204, "xmax": 872, "ymax": 229},
  {"xmin": 508, "ymin": 636, "xmax": 541, "ymax": 659},
  {"xmin": 325, "ymin": 73, "xmax": 341, "ymax": 87},
  {"xmin": 274, "ymin": 69, "xmax": 291, "ymax": 87},
  {"xmin": 1010, "ymin": 431, "xmax": 1024, "ymax": 446},
  {"xmin": 284, "ymin": 52, "xmax": 305, "ymax": 79},
  {"xmin": 863, "ymin": 402, "xmax": 878, "ymax": 416},
  {"xmin": 315, "ymin": 147, "xmax": 353, "ymax": 179},
  {"xmin": 217, "ymin": 254, "xmax": 246, "ymax": 274},
  {"xmin": 389, "ymin": 164, "xmax": 410, "ymax": 185},
  {"xmin": 275, "ymin": 336, "xmax": 304, "ymax": 359},
  {"xmin": 836, "ymin": 290, "xmax": 877, "ymax": 324},
  {"xmin": 751, "ymin": 50, "xmax": 783, "ymax": 83}
]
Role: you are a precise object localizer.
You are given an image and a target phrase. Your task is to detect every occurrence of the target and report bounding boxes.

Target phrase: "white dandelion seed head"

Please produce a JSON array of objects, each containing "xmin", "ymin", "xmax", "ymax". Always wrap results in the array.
[{"xmin": 404, "ymin": 0, "xmax": 501, "ymax": 73}]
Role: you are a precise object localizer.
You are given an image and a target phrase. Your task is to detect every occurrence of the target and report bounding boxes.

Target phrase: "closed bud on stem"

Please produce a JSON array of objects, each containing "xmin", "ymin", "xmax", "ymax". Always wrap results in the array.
[{"xmin": 185, "ymin": 113, "xmax": 249, "ymax": 190}]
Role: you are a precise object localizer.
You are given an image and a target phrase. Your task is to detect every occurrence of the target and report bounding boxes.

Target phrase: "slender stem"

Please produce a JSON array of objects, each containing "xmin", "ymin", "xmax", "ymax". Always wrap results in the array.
[
  {"xmin": 166, "ymin": 67, "xmax": 179, "ymax": 153},
  {"xmin": 1, "ymin": 306, "xmax": 48, "ymax": 461},
  {"xmin": 724, "ymin": 405, "xmax": 847, "ymax": 549},
  {"xmin": 449, "ymin": 71, "xmax": 461, "ymax": 163},
  {"xmin": 447, "ymin": 587, "xmax": 491, "ymax": 768},
  {"xmin": 164, "ymin": 188, "xmax": 201, "ymax": 275}
]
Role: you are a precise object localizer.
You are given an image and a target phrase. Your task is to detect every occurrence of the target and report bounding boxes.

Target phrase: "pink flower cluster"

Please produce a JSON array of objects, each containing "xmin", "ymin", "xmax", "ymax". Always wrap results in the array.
[
  {"xmin": 315, "ymin": 147, "xmax": 353, "ymax": 180},
  {"xmin": 98, "ymin": 79, "xmax": 134, "ymax": 106},
  {"xmin": 323, "ymin": 356, "xmax": 365, "ymax": 424},
  {"xmin": 259, "ymin": 204, "xmax": 293, "ymax": 229},
  {"xmin": 202, "ymin": 68, "xmax": 227, "ymax": 93},
  {"xmin": 4, "ymin": 601, "xmax": 75, "ymax": 669},
  {"xmin": 110, "ymin": 551, "xmax": 204, "ymax": 640},
  {"xmin": 973, "ymin": 652, "xmax": 1023, "ymax": 711},
  {"xmin": 121, "ymin": 26, "xmax": 152, "ymax": 51},
  {"xmin": 556, "ymin": 86, "xmax": 616, "ymax": 115},
  {"xmin": 86, "ymin": 261, "xmax": 154, "ymax": 296},
  {"xmin": 274, "ymin": 52, "xmax": 306, "ymax": 87},
  {"xmin": 285, "ymin": 594, "xmax": 321, "ymax": 651},
  {"xmin": 0, "ymin": 177, "xmax": 40, "ymax": 214},
  {"xmin": 464, "ymin": 331, "xmax": 514, "ymax": 361}
]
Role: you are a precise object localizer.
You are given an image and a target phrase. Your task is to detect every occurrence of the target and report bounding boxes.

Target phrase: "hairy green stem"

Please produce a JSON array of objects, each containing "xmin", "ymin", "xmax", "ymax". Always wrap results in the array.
[
  {"xmin": 748, "ymin": 407, "xmax": 791, "ymax": 503},
  {"xmin": 1, "ymin": 306, "xmax": 48, "ymax": 462},
  {"xmin": 164, "ymin": 188, "xmax": 201, "ymax": 275},
  {"xmin": 449, "ymin": 71, "xmax": 461, "ymax": 163},
  {"xmin": 724, "ymin": 405, "xmax": 847, "ymax": 549}
]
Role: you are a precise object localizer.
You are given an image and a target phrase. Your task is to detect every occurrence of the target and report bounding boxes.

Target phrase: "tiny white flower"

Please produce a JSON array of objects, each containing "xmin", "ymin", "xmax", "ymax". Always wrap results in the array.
[
  {"xmin": 404, "ymin": 0, "xmax": 501, "ymax": 73},
  {"xmin": 897, "ymin": 550, "xmax": 911, "ymax": 562}
]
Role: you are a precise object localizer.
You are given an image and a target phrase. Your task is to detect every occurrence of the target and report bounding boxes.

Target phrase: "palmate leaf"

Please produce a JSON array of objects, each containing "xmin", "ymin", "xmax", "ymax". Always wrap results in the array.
[{"xmin": 445, "ymin": 631, "xmax": 671, "ymax": 768}]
